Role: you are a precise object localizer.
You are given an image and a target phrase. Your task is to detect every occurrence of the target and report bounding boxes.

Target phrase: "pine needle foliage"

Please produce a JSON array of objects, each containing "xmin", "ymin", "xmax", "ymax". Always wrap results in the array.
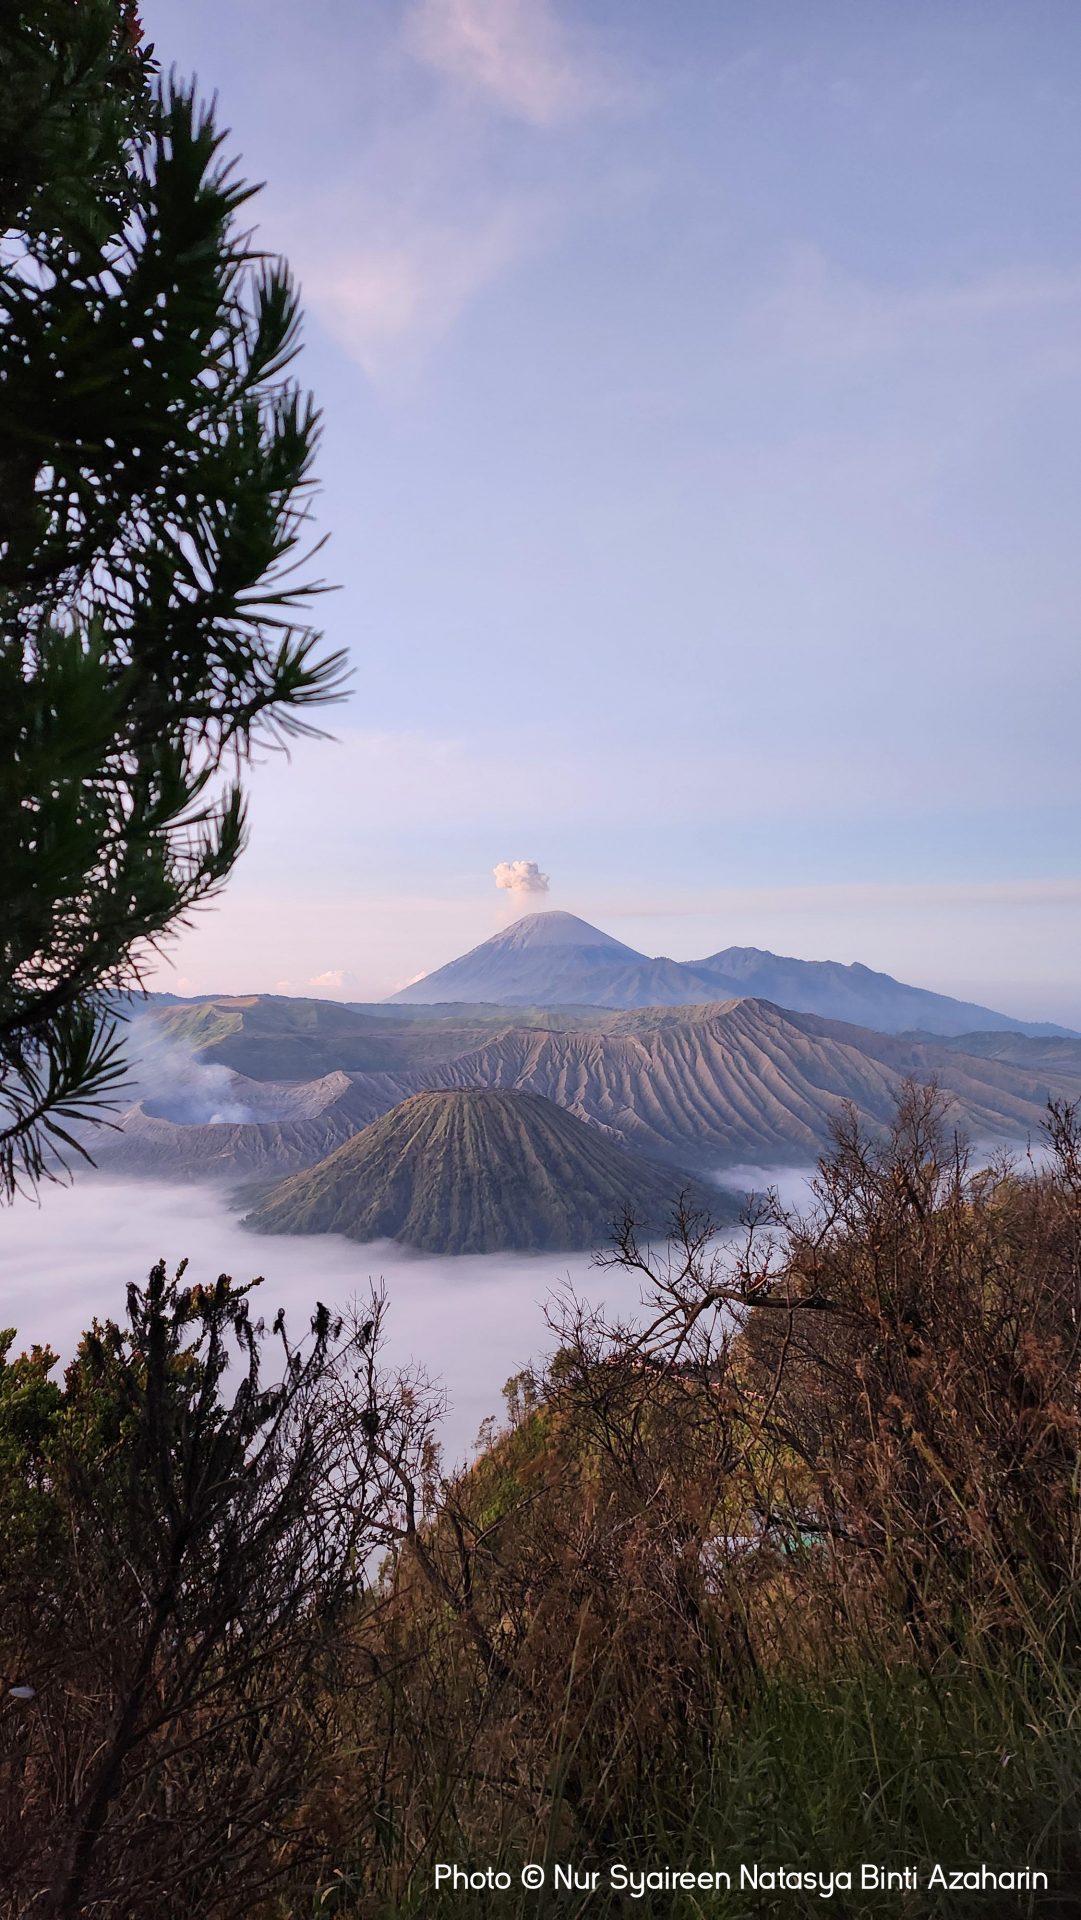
[{"xmin": 0, "ymin": 0, "xmax": 347, "ymax": 1198}]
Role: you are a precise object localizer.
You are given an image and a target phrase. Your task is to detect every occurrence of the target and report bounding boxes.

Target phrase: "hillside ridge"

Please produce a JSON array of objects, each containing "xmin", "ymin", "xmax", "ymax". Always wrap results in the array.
[{"xmin": 89, "ymin": 995, "xmax": 1081, "ymax": 1188}]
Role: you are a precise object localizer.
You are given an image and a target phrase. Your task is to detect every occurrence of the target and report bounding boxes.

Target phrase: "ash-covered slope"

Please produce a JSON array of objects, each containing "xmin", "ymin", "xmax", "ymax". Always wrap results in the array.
[
  {"xmin": 95, "ymin": 993, "xmax": 1081, "ymax": 1192},
  {"xmin": 405, "ymin": 1000, "xmax": 1079, "ymax": 1170},
  {"xmin": 243, "ymin": 1089, "xmax": 730, "ymax": 1254},
  {"xmin": 88, "ymin": 1071, "xmax": 415, "ymax": 1182},
  {"xmin": 390, "ymin": 911, "xmax": 1072, "ymax": 1037}
]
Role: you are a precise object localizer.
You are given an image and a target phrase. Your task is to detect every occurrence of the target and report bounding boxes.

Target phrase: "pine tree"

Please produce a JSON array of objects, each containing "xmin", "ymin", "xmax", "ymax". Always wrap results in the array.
[{"xmin": 0, "ymin": 0, "xmax": 346, "ymax": 1198}]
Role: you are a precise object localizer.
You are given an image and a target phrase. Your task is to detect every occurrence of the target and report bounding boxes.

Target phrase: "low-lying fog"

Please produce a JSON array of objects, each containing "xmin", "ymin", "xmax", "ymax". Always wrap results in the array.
[
  {"xmin": 711, "ymin": 1163, "xmax": 821, "ymax": 1212},
  {"xmin": 1, "ymin": 1164, "xmax": 820, "ymax": 1466},
  {"xmin": 1, "ymin": 1178, "xmax": 603, "ymax": 1465}
]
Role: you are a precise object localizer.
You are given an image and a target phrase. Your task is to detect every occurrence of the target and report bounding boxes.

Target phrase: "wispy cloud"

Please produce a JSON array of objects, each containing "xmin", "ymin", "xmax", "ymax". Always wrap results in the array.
[
  {"xmin": 278, "ymin": 0, "xmax": 625, "ymax": 381},
  {"xmin": 404, "ymin": 0, "xmax": 610, "ymax": 125},
  {"xmin": 753, "ymin": 247, "xmax": 1081, "ymax": 367},
  {"xmin": 300, "ymin": 205, "xmax": 529, "ymax": 381},
  {"xmin": 605, "ymin": 879, "xmax": 1081, "ymax": 920}
]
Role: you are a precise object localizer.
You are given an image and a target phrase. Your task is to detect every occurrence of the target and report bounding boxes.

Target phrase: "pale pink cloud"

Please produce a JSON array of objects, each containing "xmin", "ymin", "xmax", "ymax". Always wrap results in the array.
[
  {"xmin": 753, "ymin": 247, "xmax": 1081, "ymax": 367},
  {"xmin": 301, "ymin": 209, "xmax": 525, "ymax": 378},
  {"xmin": 405, "ymin": 0, "xmax": 608, "ymax": 125}
]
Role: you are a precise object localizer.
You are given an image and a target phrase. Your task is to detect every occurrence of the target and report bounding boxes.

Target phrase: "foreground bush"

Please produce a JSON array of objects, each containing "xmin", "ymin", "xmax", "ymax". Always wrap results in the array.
[
  {"xmin": 0, "ymin": 1271, "xmax": 433, "ymax": 1918},
  {"xmin": 301, "ymin": 1089, "xmax": 1081, "ymax": 1916}
]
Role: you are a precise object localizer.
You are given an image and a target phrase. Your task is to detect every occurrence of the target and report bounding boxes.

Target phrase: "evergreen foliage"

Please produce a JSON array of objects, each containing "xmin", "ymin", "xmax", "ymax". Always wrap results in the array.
[{"xmin": 0, "ymin": 1, "xmax": 346, "ymax": 1197}]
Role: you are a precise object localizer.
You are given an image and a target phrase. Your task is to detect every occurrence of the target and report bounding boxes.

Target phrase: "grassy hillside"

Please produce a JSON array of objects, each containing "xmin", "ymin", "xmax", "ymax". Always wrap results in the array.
[
  {"xmin": 293, "ymin": 1089, "xmax": 1081, "ymax": 1916},
  {"xmin": 146, "ymin": 996, "xmax": 504, "ymax": 1079}
]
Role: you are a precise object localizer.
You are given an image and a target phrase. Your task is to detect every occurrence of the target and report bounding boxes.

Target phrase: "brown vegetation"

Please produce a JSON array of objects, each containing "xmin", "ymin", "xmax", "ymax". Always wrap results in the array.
[{"xmin": 3, "ymin": 1085, "xmax": 1081, "ymax": 1916}]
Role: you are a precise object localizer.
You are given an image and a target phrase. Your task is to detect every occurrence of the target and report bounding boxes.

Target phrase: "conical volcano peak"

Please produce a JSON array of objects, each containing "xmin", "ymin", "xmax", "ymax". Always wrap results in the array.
[
  {"xmin": 243, "ymin": 1086, "xmax": 726, "ymax": 1253},
  {"xmin": 490, "ymin": 911, "xmax": 641, "ymax": 955},
  {"xmin": 389, "ymin": 912, "xmax": 1073, "ymax": 1034},
  {"xmin": 389, "ymin": 910, "xmax": 655, "ymax": 1005}
]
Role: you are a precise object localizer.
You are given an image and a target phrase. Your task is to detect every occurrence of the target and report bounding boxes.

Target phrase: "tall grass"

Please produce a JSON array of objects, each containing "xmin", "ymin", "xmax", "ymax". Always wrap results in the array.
[{"xmin": 315, "ymin": 1648, "xmax": 1081, "ymax": 1917}]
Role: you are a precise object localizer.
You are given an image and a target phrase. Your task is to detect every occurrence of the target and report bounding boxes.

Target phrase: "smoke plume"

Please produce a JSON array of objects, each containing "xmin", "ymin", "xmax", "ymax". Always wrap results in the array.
[
  {"xmin": 493, "ymin": 860, "xmax": 550, "ymax": 895},
  {"xmin": 124, "ymin": 1017, "xmax": 256, "ymax": 1125}
]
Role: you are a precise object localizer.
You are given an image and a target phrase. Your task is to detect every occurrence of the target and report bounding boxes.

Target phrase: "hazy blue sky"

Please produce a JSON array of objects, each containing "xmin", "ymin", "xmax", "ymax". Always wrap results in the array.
[{"xmin": 141, "ymin": 0, "xmax": 1081, "ymax": 1021}]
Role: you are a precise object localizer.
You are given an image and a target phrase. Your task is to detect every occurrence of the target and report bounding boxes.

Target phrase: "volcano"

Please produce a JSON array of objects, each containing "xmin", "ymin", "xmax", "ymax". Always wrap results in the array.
[
  {"xmin": 389, "ymin": 912, "xmax": 1073, "ymax": 1037},
  {"xmin": 243, "ymin": 1087, "xmax": 731, "ymax": 1253}
]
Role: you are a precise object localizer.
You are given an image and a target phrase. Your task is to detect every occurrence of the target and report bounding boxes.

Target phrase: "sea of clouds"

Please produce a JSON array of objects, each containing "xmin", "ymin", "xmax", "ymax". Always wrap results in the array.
[
  {"xmin": 0, "ymin": 1176, "xmax": 607, "ymax": 1467},
  {"xmin": 1, "ymin": 1147, "xmax": 830, "ymax": 1468}
]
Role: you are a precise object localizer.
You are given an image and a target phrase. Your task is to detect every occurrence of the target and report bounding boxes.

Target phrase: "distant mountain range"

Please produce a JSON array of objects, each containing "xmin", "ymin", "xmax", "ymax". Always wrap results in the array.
[
  {"xmin": 92, "ymin": 921, "xmax": 1078, "ymax": 1252},
  {"xmin": 94, "ymin": 995, "xmax": 1081, "ymax": 1202},
  {"xmin": 243, "ymin": 1089, "xmax": 730, "ymax": 1254},
  {"xmin": 389, "ymin": 911, "xmax": 1074, "ymax": 1038}
]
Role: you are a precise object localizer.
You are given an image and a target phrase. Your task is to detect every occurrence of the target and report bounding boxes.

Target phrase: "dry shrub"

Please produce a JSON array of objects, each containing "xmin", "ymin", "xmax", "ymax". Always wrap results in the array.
[
  {"xmin": 7, "ymin": 1088, "xmax": 1080, "ymax": 1914},
  {"xmin": 304, "ymin": 1088, "xmax": 1081, "ymax": 1906}
]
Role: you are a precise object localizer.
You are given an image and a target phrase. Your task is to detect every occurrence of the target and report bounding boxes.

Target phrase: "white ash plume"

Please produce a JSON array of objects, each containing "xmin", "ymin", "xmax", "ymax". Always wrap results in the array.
[{"xmin": 493, "ymin": 860, "xmax": 550, "ymax": 895}]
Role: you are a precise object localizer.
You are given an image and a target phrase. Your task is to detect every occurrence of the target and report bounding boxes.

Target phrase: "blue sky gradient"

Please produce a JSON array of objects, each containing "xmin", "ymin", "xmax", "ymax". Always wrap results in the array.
[{"xmin": 141, "ymin": 0, "xmax": 1081, "ymax": 1020}]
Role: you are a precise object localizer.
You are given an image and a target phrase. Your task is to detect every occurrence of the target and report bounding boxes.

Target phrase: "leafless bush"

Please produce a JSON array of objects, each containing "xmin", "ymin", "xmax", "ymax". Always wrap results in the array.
[
  {"xmin": 0, "ymin": 1269, "xmax": 437, "ymax": 1919},
  {"xmin": 307, "ymin": 1087, "xmax": 1081, "ymax": 1891}
]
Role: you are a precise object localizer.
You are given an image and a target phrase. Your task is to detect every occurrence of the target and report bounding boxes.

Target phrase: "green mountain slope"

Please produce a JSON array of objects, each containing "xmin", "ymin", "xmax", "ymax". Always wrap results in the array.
[
  {"xmin": 243, "ymin": 1089, "xmax": 733, "ymax": 1254},
  {"xmin": 147, "ymin": 995, "xmax": 500, "ymax": 1079}
]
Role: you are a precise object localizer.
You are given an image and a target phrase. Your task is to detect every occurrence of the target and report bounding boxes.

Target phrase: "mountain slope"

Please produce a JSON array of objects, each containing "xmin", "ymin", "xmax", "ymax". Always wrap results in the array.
[
  {"xmin": 389, "ymin": 912, "xmax": 684, "ymax": 1009},
  {"xmin": 97, "ymin": 998, "xmax": 1081, "ymax": 1187},
  {"xmin": 243, "ymin": 1089, "xmax": 730, "ymax": 1253},
  {"xmin": 692, "ymin": 948, "xmax": 1071, "ymax": 1038},
  {"xmin": 389, "ymin": 913, "xmax": 1072, "ymax": 1036},
  {"xmin": 87, "ymin": 1072, "xmax": 415, "ymax": 1182},
  {"xmin": 145, "ymin": 995, "xmax": 501, "ymax": 1080},
  {"xmin": 926, "ymin": 1032, "xmax": 1081, "ymax": 1073},
  {"xmin": 390, "ymin": 910, "xmax": 734, "ymax": 1009},
  {"xmin": 397, "ymin": 1000, "xmax": 1081, "ymax": 1170}
]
